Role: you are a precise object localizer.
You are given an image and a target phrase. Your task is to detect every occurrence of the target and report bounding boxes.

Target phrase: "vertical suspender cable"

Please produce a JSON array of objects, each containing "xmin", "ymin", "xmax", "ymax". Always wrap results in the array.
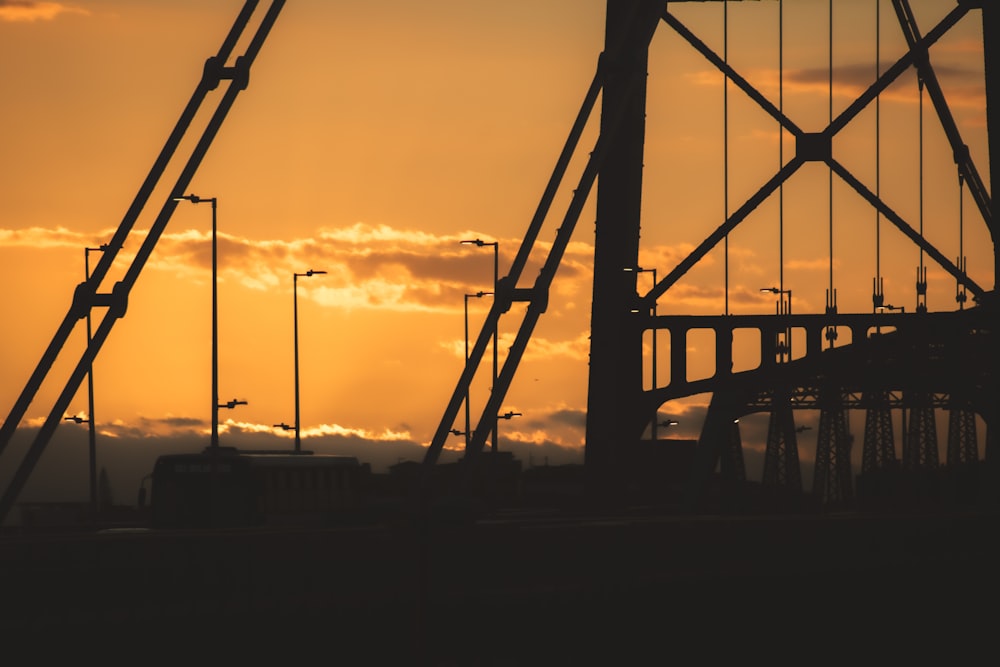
[
  {"xmin": 779, "ymin": 0, "xmax": 789, "ymax": 360},
  {"xmin": 828, "ymin": 0, "xmax": 834, "ymax": 309},
  {"xmin": 918, "ymin": 72, "xmax": 926, "ymax": 311},
  {"xmin": 958, "ymin": 169, "xmax": 966, "ymax": 309},
  {"xmin": 876, "ymin": 0, "xmax": 882, "ymax": 311},
  {"xmin": 724, "ymin": 0, "xmax": 730, "ymax": 316},
  {"xmin": 779, "ymin": 0, "xmax": 784, "ymax": 298}
]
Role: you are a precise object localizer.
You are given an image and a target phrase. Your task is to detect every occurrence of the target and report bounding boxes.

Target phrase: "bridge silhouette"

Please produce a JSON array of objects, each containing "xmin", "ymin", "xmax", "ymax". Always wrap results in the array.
[
  {"xmin": 0, "ymin": 1, "xmax": 997, "ymax": 660},
  {"xmin": 422, "ymin": 0, "xmax": 997, "ymax": 515}
]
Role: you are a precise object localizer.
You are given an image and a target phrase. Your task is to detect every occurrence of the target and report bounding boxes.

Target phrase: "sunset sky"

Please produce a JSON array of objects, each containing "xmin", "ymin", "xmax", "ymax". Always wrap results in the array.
[{"xmin": 0, "ymin": 0, "xmax": 990, "ymax": 510}]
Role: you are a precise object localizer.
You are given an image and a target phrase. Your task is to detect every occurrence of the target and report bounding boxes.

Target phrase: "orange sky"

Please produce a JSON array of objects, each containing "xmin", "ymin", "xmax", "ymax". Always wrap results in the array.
[{"xmin": 0, "ymin": 0, "xmax": 991, "ymax": 510}]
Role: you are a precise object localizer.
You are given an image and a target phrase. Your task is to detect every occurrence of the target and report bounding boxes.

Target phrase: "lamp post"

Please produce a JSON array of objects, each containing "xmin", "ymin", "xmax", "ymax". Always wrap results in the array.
[
  {"xmin": 83, "ymin": 243, "xmax": 107, "ymax": 518},
  {"xmin": 173, "ymin": 194, "xmax": 220, "ymax": 449},
  {"xmin": 461, "ymin": 239, "xmax": 500, "ymax": 452},
  {"xmin": 292, "ymin": 270, "xmax": 326, "ymax": 453},
  {"xmin": 463, "ymin": 291, "xmax": 492, "ymax": 450},
  {"xmin": 760, "ymin": 286, "xmax": 793, "ymax": 362},
  {"xmin": 627, "ymin": 266, "xmax": 659, "ymax": 440},
  {"xmin": 64, "ymin": 413, "xmax": 92, "ymax": 509}
]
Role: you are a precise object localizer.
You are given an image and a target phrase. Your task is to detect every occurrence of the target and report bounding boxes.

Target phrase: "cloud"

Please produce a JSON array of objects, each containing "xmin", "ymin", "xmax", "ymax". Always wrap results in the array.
[
  {"xmin": 3, "ymin": 221, "xmax": 779, "ymax": 322},
  {"xmin": 0, "ymin": 1, "xmax": 88, "ymax": 22},
  {"xmin": 441, "ymin": 330, "xmax": 591, "ymax": 364},
  {"xmin": 688, "ymin": 59, "xmax": 985, "ymax": 111},
  {"xmin": 0, "ymin": 221, "xmax": 596, "ymax": 316},
  {"xmin": 0, "ymin": 226, "xmax": 94, "ymax": 248}
]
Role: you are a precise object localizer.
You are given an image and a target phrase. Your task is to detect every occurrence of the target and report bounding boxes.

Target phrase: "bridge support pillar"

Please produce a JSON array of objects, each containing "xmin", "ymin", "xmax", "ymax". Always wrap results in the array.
[
  {"xmin": 720, "ymin": 418, "xmax": 746, "ymax": 483},
  {"xmin": 761, "ymin": 389, "xmax": 802, "ymax": 493},
  {"xmin": 946, "ymin": 402, "xmax": 978, "ymax": 466},
  {"xmin": 585, "ymin": 0, "xmax": 662, "ymax": 503},
  {"xmin": 814, "ymin": 387, "xmax": 854, "ymax": 509},
  {"xmin": 861, "ymin": 390, "xmax": 896, "ymax": 474},
  {"xmin": 903, "ymin": 397, "xmax": 939, "ymax": 471}
]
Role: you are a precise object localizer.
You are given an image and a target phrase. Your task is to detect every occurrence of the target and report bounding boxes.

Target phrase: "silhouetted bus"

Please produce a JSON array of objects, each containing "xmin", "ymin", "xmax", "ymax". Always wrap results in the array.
[{"xmin": 148, "ymin": 448, "xmax": 371, "ymax": 529}]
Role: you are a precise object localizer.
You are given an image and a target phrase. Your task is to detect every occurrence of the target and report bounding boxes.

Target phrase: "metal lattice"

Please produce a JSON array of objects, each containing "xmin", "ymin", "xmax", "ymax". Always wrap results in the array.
[
  {"xmin": 862, "ymin": 390, "xmax": 896, "ymax": 474},
  {"xmin": 813, "ymin": 388, "xmax": 854, "ymax": 507}
]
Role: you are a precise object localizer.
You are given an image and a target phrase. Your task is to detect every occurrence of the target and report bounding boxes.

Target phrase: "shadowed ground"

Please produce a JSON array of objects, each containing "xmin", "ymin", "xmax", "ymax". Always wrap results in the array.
[{"xmin": 1, "ymin": 510, "xmax": 998, "ymax": 664}]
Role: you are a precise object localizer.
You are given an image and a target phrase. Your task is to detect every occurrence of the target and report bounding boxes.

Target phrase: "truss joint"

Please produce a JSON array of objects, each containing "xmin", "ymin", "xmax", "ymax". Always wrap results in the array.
[
  {"xmin": 203, "ymin": 55, "xmax": 250, "ymax": 91},
  {"xmin": 796, "ymin": 132, "xmax": 831, "ymax": 162}
]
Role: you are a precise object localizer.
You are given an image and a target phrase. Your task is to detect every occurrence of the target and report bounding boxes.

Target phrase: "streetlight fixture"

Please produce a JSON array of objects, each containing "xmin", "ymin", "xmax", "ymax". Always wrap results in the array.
[
  {"xmin": 83, "ymin": 243, "xmax": 108, "ymax": 518},
  {"xmin": 877, "ymin": 304, "xmax": 905, "ymax": 313},
  {"xmin": 495, "ymin": 411, "xmax": 521, "ymax": 451},
  {"xmin": 289, "ymin": 270, "xmax": 327, "ymax": 453},
  {"xmin": 173, "ymin": 193, "xmax": 221, "ymax": 450},
  {"xmin": 760, "ymin": 286, "xmax": 793, "ymax": 313},
  {"xmin": 461, "ymin": 238, "xmax": 500, "ymax": 452},
  {"xmin": 627, "ymin": 266, "xmax": 659, "ymax": 440},
  {"xmin": 463, "ymin": 290, "xmax": 492, "ymax": 451},
  {"xmin": 761, "ymin": 286, "xmax": 793, "ymax": 361}
]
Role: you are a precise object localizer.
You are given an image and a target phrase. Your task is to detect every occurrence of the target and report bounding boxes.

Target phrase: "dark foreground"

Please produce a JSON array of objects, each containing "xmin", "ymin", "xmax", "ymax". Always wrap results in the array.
[{"xmin": 2, "ymin": 509, "xmax": 998, "ymax": 664}]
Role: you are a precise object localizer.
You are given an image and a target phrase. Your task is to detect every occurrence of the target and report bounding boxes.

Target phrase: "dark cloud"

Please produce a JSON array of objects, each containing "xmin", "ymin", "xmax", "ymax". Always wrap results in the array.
[
  {"xmin": 788, "ymin": 61, "xmax": 980, "ymax": 93},
  {"xmin": 1, "ymin": 423, "xmax": 456, "ymax": 526},
  {"xmin": 496, "ymin": 435, "xmax": 583, "ymax": 468},
  {"xmin": 544, "ymin": 408, "xmax": 586, "ymax": 429}
]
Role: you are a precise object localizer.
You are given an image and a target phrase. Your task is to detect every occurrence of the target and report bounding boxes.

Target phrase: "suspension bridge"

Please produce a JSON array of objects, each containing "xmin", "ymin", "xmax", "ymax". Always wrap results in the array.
[{"xmin": 0, "ymin": 1, "xmax": 996, "ymax": 659}]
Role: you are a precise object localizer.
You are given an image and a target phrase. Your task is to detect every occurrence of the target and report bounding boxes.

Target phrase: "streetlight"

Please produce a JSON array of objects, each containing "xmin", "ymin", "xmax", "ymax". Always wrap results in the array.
[
  {"xmin": 173, "ymin": 193, "xmax": 221, "ymax": 450},
  {"xmin": 495, "ymin": 411, "xmax": 521, "ymax": 455},
  {"xmin": 83, "ymin": 243, "xmax": 108, "ymax": 518},
  {"xmin": 464, "ymin": 291, "xmax": 492, "ymax": 450},
  {"xmin": 64, "ymin": 413, "xmax": 93, "ymax": 511},
  {"xmin": 760, "ymin": 286, "xmax": 793, "ymax": 313},
  {"xmin": 878, "ymin": 304, "xmax": 905, "ymax": 313},
  {"xmin": 627, "ymin": 266, "xmax": 659, "ymax": 440},
  {"xmin": 290, "ymin": 270, "xmax": 327, "ymax": 453},
  {"xmin": 761, "ymin": 286, "xmax": 793, "ymax": 362},
  {"xmin": 461, "ymin": 238, "xmax": 500, "ymax": 452}
]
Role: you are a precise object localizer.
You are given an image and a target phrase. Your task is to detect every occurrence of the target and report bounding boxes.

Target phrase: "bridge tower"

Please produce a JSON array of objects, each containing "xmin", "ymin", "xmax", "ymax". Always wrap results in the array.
[
  {"xmin": 422, "ymin": 0, "xmax": 996, "ymax": 514},
  {"xmin": 584, "ymin": 0, "xmax": 663, "ymax": 502}
]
